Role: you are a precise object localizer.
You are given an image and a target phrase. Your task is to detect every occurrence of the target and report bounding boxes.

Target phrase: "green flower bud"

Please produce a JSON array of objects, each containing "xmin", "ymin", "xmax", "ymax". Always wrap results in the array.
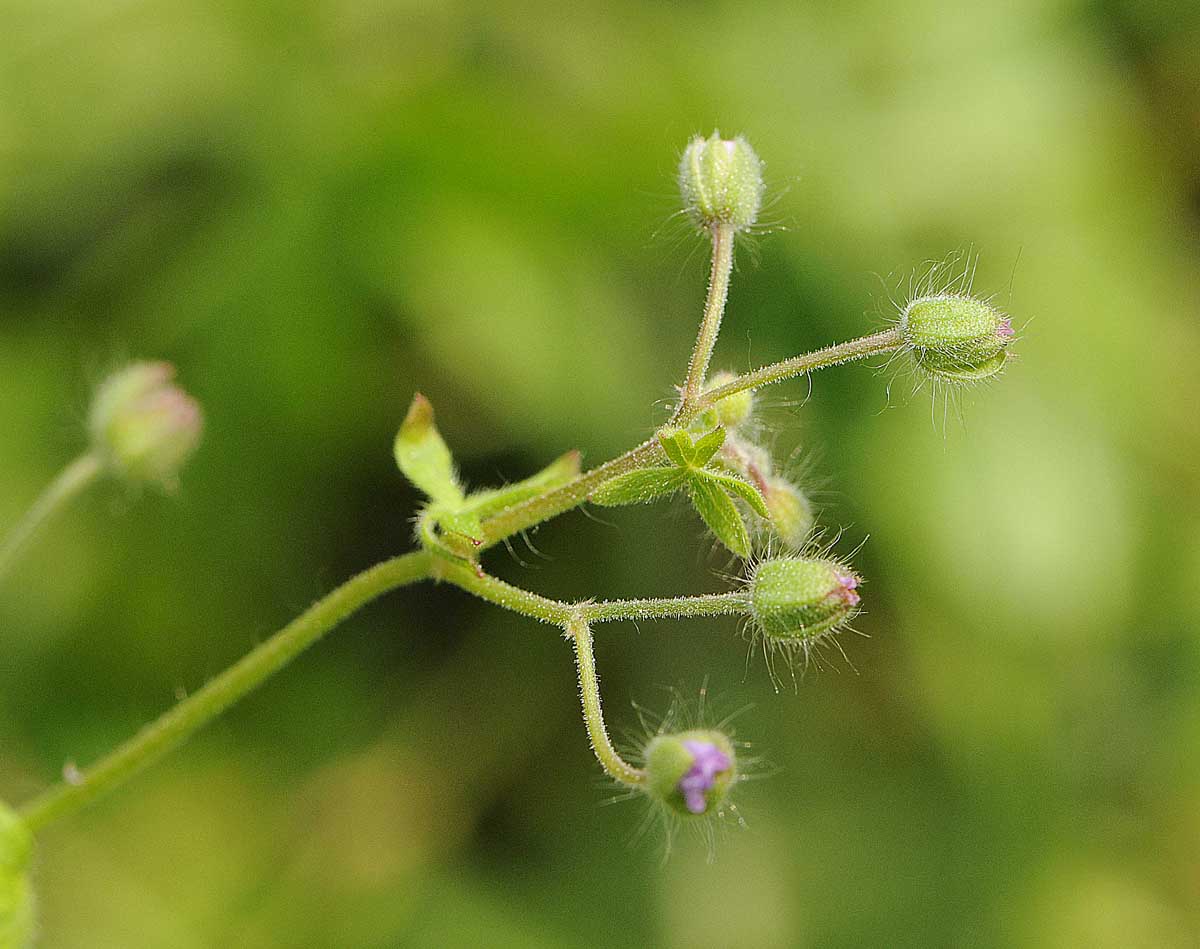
[
  {"xmin": 899, "ymin": 293, "xmax": 1014, "ymax": 383},
  {"xmin": 750, "ymin": 556, "xmax": 860, "ymax": 642},
  {"xmin": 705, "ymin": 371, "xmax": 754, "ymax": 429},
  {"xmin": 644, "ymin": 730, "xmax": 737, "ymax": 817},
  {"xmin": 763, "ymin": 477, "xmax": 814, "ymax": 549},
  {"xmin": 679, "ymin": 132, "xmax": 764, "ymax": 233},
  {"xmin": 89, "ymin": 362, "xmax": 203, "ymax": 488},
  {"xmin": 1, "ymin": 802, "xmax": 35, "ymax": 949}
]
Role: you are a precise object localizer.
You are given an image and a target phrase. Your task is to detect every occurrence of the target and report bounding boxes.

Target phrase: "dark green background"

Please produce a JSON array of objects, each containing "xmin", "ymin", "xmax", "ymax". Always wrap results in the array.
[{"xmin": 2, "ymin": 1, "xmax": 1198, "ymax": 945}]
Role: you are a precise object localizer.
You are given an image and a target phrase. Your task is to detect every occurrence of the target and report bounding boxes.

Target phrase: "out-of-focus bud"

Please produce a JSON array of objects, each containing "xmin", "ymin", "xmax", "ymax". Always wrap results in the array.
[
  {"xmin": 644, "ymin": 730, "xmax": 737, "ymax": 817},
  {"xmin": 705, "ymin": 371, "xmax": 754, "ymax": 429},
  {"xmin": 899, "ymin": 293, "xmax": 1013, "ymax": 383},
  {"xmin": 679, "ymin": 132, "xmax": 764, "ymax": 233},
  {"xmin": 750, "ymin": 556, "xmax": 860, "ymax": 642},
  {"xmin": 89, "ymin": 362, "xmax": 203, "ymax": 488},
  {"xmin": 762, "ymin": 477, "xmax": 814, "ymax": 549},
  {"xmin": 1, "ymin": 801, "xmax": 34, "ymax": 949}
]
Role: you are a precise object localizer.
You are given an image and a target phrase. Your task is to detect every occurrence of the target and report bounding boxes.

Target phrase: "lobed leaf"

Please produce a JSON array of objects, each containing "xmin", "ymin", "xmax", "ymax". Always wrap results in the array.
[
  {"xmin": 657, "ymin": 428, "xmax": 696, "ymax": 467},
  {"xmin": 702, "ymin": 470, "xmax": 770, "ymax": 518},
  {"xmin": 687, "ymin": 476, "xmax": 750, "ymax": 557},
  {"xmin": 691, "ymin": 427, "xmax": 727, "ymax": 466},
  {"xmin": 590, "ymin": 468, "xmax": 688, "ymax": 506}
]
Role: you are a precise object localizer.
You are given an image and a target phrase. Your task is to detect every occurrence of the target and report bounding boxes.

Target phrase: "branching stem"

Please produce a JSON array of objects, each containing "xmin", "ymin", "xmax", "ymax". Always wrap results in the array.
[{"xmin": 678, "ymin": 222, "xmax": 737, "ymax": 413}]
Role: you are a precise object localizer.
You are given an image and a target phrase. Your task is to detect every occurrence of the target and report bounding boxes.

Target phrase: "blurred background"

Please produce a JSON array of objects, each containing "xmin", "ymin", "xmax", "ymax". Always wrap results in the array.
[{"xmin": 2, "ymin": 0, "xmax": 1199, "ymax": 945}]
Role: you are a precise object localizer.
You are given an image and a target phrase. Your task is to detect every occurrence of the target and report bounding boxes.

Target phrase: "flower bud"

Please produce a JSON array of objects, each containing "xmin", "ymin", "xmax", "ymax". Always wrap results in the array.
[
  {"xmin": 645, "ymin": 729, "xmax": 737, "ymax": 817},
  {"xmin": 89, "ymin": 362, "xmax": 203, "ymax": 488},
  {"xmin": 899, "ymin": 294, "xmax": 1013, "ymax": 383},
  {"xmin": 679, "ymin": 132, "xmax": 764, "ymax": 232},
  {"xmin": 705, "ymin": 371, "xmax": 754, "ymax": 429},
  {"xmin": 1, "ymin": 802, "xmax": 34, "ymax": 948},
  {"xmin": 762, "ymin": 477, "xmax": 814, "ymax": 549},
  {"xmin": 750, "ymin": 556, "xmax": 860, "ymax": 642}
]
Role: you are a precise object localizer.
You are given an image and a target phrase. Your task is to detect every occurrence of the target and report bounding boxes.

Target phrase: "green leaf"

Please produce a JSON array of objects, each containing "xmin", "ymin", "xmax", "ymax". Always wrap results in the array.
[
  {"xmin": 658, "ymin": 428, "xmax": 695, "ymax": 467},
  {"xmin": 687, "ymin": 476, "xmax": 750, "ymax": 557},
  {"xmin": 691, "ymin": 427, "xmax": 727, "ymax": 465},
  {"xmin": 394, "ymin": 393, "xmax": 464, "ymax": 505},
  {"xmin": 701, "ymin": 470, "xmax": 770, "ymax": 518},
  {"xmin": 465, "ymin": 450, "xmax": 581, "ymax": 519},
  {"xmin": 590, "ymin": 468, "xmax": 688, "ymax": 506}
]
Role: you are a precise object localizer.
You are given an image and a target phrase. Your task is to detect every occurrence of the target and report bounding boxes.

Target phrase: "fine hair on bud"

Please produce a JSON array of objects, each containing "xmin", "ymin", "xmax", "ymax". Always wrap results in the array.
[
  {"xmin": 743, "ymin": 551, "xmax": 862, "ymax": 683},
  {"xmin": 89, "ymin": 361, "xmax": 204, "ymax": 489},
  {"xmin": 678, "ymin": 131, "xmax": 764, "ymax": 233},
  {"xmin": 898, "ymin": 292, "xmax": 1014, "ymax": 385}
]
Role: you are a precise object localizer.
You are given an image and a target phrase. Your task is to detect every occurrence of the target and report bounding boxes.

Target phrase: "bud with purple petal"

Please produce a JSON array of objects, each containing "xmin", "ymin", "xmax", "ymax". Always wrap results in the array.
[
  {"xmin": 750, "ymin": 556, "xmax": 861, "ymax": 643},
  {"xmin": 644, "ymin": 729, "xmax": 737, "ymax": 817}
]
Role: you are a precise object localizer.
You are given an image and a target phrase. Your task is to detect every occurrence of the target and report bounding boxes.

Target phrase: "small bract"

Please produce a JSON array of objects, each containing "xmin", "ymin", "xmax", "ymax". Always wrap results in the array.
[{"xmin": 705, "ymin": 370, "xmax": 755, "ymax": 429}]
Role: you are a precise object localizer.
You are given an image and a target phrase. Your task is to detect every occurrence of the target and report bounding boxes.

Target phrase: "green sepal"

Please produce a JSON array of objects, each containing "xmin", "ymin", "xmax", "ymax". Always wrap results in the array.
[
  {"xmin": 657, "ymin": 428, "xmax": 696, "ymax": 467},
  {"xmin": 394, "ymin": 393, "xmax": 464, "ymax": 505},
  {"xmin": 691, "ymin": 427, "xmax": 727, "ymax": 466},
  {"xmin": 701, "ymin": 470, "xmax": 769, "ymax": 518},
  {"xmin": 591, "ymin": 468, "xmax": 688, "ymax": 506},
  {"xmin": 687, "ymin": 476, "xmax": 750, "ymax": 557},
  {"xmin": 438, "ymin": 509, "xmax": 484, "ymax": 558},
  {"xmin": 464, "ymin": 450, "xmax": 581, "ymax": 520}
]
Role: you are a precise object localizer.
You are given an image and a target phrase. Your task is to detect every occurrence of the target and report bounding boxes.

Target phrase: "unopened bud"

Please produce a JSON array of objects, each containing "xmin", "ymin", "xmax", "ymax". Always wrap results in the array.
[
  {"xmin": 679, "ymin": 132, "xmax": 764, "ymax": 233},
  {"xmin": 899, "ymin": 294, "xmax": 1013, "ymax": 383},
  {"xmin": 1, "ymin": 802, "xmax": 34, "ymax": 948},
  {"xmin": 750, "ymin": 556, "xmax": 860, "ymax": 642},
  {"xmin": 89, "ymin": 362, "xmax": 203, "ymax": 488},
  {"xmin": 705, "ymin": 371, "xmax": 754, "ymax": 429},
  {"xmin": 645, "ymin": 730, "xmax": 737, "ymax": 817},
  {"xmin": 763, "ymin": 477, "xmax": 814, "ymax": 549}
]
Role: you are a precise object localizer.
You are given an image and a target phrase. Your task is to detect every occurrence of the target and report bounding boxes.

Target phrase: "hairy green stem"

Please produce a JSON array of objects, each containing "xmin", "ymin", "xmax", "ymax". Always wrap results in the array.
[
  {"xmin": 436, "ymin": 559, "xmax": 573, "ymax": 625},
  {"xmin": 567, "ymin": 614, "xmax": 645, "ymax": 787},
  {"xmin": 678, "ymin": 222, "xmax": 737, "ymax": 413},
  {"xmin": 19, "ymin": 550, "xmax": 433, "ymax": 833},
  {"xmin": 0, "ymin": 452, "xmax": 104, "ymax": 583},
  {"xmin": 696, "ymin": 328, "xmax": 904, "ymax": 410},
  {"xmin": 478, "ymin": 437, "xmax": 662, "ymax": 550},
  {"xmin": 583, "ymin": 592, "xmax": 748, "ymax": 624}
]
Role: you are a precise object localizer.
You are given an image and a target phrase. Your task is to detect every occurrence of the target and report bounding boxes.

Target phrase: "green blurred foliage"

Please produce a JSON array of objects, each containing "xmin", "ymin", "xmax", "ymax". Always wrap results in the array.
[{"xmin": 2, "ymin": 0, "xmax": 1199, "ymax": 945}]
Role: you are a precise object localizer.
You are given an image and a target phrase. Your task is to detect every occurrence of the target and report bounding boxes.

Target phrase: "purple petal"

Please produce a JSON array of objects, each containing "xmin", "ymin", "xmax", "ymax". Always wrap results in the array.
[{"xmin": 677, "ymin": 740, "xmax": 732, "ymax": 814}]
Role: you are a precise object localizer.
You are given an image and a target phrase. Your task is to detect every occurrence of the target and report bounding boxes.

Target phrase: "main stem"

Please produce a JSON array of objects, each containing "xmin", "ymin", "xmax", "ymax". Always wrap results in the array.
[
  {"xmin": 678, "ymin": 222, "xmax": 736, "ymax": 414},
  {"xmin": 0, "ymin": 452, "xmax": 104, "ymax": 583},
  {"xmin": 568, "ymin": 614, "xmax": 645, "ymax": 787},
  {"xmin": 20, "ymin": 550, "xmax": 433, "ymax": 833}
]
